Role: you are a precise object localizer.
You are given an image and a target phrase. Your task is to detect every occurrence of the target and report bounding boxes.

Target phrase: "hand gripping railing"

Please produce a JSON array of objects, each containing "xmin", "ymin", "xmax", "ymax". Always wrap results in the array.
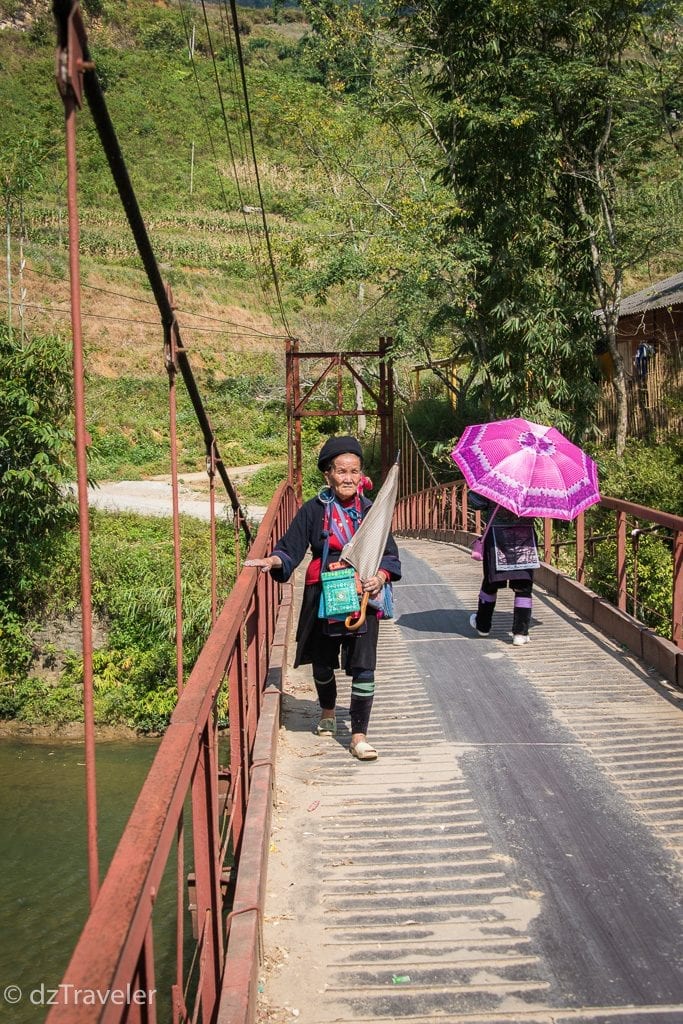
[{"xmin": 45, "ymin": 481, "xmax": 299, "ymax": 1024}]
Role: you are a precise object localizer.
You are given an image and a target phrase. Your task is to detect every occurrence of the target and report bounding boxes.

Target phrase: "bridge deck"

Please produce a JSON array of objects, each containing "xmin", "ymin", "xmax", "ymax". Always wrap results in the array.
[{"xmin": 257, "ymin": 537, "xmax": 683, "ymax": 1024}]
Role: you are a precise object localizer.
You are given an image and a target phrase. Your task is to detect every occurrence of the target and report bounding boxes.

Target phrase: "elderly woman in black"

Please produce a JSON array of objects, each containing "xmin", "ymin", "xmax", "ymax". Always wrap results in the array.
[{"xmin": 244, "ymin": 435, "xmax": 401, "ymax": 761}]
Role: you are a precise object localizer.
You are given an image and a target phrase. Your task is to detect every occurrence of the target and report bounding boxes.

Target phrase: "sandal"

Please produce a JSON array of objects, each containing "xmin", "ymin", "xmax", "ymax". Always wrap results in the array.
[
  {"xmin": 349, "ymin": 740, "xmax": 378, "ymax": 761},
  {"xmin": 316, "ymin": 717, "xmax": 337, "ymax": 736}
]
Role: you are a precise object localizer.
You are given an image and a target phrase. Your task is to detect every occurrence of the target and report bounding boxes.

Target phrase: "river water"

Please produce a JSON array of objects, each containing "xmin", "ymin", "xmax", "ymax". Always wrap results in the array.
[{"xmin": 0, "ymin": 737, "xmax": 182, "ymax": 1024}]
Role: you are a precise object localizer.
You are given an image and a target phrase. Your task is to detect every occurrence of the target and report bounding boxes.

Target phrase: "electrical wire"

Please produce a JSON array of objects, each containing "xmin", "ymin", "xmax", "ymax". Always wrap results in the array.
[
  {"xmin": 225, "ymin": 0, "xmax": 293, "ymax": 339},
  {"xmin": 22, "ymin": 265, "xmax": 287, "ymax": 336},
  {"xmin": 177, "ymin": 0, "xmax": 283, "ymax": 335},
  {"xmin": 0, "ymin": 294, "xmax": 291, "ymax": 337}
]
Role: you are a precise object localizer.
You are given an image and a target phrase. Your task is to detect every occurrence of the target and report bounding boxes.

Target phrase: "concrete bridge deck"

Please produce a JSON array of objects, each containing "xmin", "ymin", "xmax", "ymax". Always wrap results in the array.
[{"xmin": 256, "ymin": 537, "xmax": 683, "ymax": 1024}]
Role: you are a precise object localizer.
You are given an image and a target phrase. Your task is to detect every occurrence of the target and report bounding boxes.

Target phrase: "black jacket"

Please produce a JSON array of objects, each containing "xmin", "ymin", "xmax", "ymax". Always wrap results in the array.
[
  {"xmin": 467, "ymin": 490, "xmax": 528, "ymax": 527},
  {"xmin": 270, "ymin": 494, "xmax": 402, "ymax": 584}
]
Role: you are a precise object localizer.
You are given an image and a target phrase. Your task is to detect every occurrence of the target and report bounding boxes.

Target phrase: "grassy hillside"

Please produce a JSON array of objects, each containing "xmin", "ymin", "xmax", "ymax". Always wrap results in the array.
[{"xmin": 1, "ymin": 0, "xmax": 396, "ymax": 493}]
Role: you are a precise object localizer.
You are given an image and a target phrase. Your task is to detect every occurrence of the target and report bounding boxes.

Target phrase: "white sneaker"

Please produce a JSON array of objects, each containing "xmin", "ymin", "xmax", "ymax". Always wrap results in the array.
[
  {"xmin": 512, "ymin": 634, "xmax": 530, "ymax": 646},
  {"xmin": 469, "ymin": 613, "xmax": 488, "ymax": 637}
]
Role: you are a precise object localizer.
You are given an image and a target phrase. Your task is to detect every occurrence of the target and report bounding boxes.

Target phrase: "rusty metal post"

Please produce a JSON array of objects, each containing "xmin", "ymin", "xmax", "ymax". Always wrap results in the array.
[
  {"xmin": 544, "ymin": 518, "xmax": 553, "ymax": 565},
  {"xmin": 285, "ymin": 337, "xmax": 293, "ymax": 487},
  {"xmin": 191, "ymin": 724, "xmax": 223, "ymax": 1023},
  {"xmin": 616, "ymin": 509, "xmax": 627, "ymax": 612},
  {"xmin": 127, "ymin": 924, "xmax": 157, "ymax": 1024},
  {"xmin": 575, "ymin": 513, "xmax": 585, "ymax": 584},
  {"xmin": 672, "ymin": 529, "xmax": 682, "ymax": 647},
  {"xmin": 163, "ymin": 284, "xmax": 187, "ymax": 1011},
  {"xmin": 55, "ymin": 2, "xmax": 99, "ymax": 909},
  {"xmin": 385, "ymin": 338, "xmax": 394, "ymax": 473},
  {"xmin": 292, "ymin": 338, "xmax": 302, "ymax": 501},
  {"xmin": 228, "ymin": 656, "xmax": 246, "ymax": 847},
  {"xmin": 208, "ymin": 442, "xmax": 217, "ymax": 626},
  {"xmin": 164, "ymin": 284, "xmax": 184, "ymax": 696},
  {"xmin": 336, "ymin": 351, "xmax": 343, "ymax": 412}
]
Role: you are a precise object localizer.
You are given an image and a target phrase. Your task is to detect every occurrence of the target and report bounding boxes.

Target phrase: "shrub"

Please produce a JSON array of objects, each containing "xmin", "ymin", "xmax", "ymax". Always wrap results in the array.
[
  {"xmin": 591, "ymin": 437, "xmax": 683, "ymax": 515},
  {"xmin": 1, "ymin": 508, "xmax": 238, "ymax": 732},
  {"xmin": 586, "ymin": 531, "xmax": 674, "ymax": 639},
  {"xmin": 0, "ymin": 327, "xmax": 75, "ymax": 589},
  {"xmin": 239, "ymin": 462, "xmax": 288, "ymax": 504}
]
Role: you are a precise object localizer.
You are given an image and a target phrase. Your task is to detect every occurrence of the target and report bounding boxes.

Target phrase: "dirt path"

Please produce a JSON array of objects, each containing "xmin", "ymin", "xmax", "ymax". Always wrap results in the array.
[{"xmin": 67, "ymin": 465, "xmax": 269, "ymax": 522}]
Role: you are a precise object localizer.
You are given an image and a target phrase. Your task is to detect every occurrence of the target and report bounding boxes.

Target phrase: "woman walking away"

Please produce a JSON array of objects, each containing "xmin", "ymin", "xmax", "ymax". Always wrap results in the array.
[
  {"xmin": 244, "ymin": 436, "xmax": 401, "ymax": 761},
  {"xmin": 468, "ymin": 490, "xmax": 539, "ymax": 646}
]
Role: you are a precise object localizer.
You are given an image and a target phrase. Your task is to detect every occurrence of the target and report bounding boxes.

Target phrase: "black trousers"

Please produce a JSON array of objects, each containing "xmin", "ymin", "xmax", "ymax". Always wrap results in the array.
[{"xmin": 475, "ymin": 559, "xmax": 534, "ymax": 636}]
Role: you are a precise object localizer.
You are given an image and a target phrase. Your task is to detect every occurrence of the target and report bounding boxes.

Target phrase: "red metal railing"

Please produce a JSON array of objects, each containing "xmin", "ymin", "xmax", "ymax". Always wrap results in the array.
[
  {"xmin": 396, "ymin": 414, "xmax": 438, "ymax": 499},
  {"xmin": 394, "ymin": 481, "xmax": 683, "ymax": 661},
  {"xmin": 45, "ymin": 481, "xmax": 298, "ymax": 1024}
]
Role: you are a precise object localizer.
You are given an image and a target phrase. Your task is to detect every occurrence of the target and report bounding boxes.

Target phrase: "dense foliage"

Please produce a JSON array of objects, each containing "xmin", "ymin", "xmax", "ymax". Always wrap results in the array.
[
  {"xmin": 288, "ymin": 0, "xmax": 682, "ymax": 446},
  {"xmin": 0, "ymin": 324, "xmax": 75, "ymax": 675},
  {"xmin": 584, "ymin": 438, "xmax": 683, "ymax": 637},
  {"xmin": 0, "ymin": 508, "xmax": 237, "ymax": 732}
]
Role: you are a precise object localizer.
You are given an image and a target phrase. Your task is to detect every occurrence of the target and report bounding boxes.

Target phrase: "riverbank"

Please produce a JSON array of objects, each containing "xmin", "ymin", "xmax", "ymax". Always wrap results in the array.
[{"xmin": 0, "ymin": 719, "xmax": 141, "ymax": 742}]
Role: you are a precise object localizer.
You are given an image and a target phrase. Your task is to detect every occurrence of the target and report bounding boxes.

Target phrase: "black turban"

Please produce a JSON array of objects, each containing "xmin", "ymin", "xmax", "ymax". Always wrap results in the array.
[{"xmin": 317, "ymin": 435, "xmax": 363, "ymax": 473}]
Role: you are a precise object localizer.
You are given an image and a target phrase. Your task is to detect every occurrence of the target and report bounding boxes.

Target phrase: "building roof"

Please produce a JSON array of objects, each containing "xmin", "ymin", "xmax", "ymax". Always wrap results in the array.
[{"xmin": 618, "ymin": 271, "xmax": 683, "ymax": 317}]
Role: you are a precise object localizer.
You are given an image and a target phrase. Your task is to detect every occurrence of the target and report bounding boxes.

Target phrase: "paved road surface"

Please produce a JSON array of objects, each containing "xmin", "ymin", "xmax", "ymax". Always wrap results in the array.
[{"xmin": 258, "ymin": 536, "xmax": 683, "ymax": 1024}]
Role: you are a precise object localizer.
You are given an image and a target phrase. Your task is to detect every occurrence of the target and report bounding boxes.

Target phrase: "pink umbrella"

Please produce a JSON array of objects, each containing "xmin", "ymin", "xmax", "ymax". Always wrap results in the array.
[{"xmin": 451, "ymin": 418, "xmax": 600, "ymax": 521}]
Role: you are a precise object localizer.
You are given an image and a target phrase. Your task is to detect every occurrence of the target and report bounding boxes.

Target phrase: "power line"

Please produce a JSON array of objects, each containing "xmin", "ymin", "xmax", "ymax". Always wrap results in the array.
[
  {"xmin": 22, "ymin": 265, "xmax": 287, "ymax": 336},
  {"xmin": 177, "ymin": 0, "xmax": 282, "ymax": 334},
  {"xmin": 0, "ymin": 294, "xmax": 291, "ymax": 337},
  {"xmin": 225, "ymin": 0, "xmax": 292, "ymax": 337}
]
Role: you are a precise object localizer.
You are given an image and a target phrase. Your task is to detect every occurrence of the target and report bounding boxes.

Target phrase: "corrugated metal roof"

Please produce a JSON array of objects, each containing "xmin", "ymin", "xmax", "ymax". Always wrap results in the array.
[{"xmin": 618, "ymin": 271, "xmax": 683, "ymax": 316}]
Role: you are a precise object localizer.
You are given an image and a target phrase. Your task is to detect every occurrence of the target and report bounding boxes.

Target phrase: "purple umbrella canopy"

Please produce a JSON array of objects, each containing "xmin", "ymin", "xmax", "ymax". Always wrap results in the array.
[{"xmin": 451, "ymin": 418, "xmax": 600, "ymax": 521}]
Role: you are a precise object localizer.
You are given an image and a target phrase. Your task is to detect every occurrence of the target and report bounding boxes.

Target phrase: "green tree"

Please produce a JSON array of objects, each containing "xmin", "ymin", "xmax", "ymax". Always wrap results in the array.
[
  {"xmin": 0, "ymin": 325, "xmax": 74, "ymax": 600},
  {"xmin": 393, "ymin": 0, "xmax": 683, "ymax": 447},
  {"xmin": 298, "ymin": 0, "xmax": 381, "ymax": 93}
]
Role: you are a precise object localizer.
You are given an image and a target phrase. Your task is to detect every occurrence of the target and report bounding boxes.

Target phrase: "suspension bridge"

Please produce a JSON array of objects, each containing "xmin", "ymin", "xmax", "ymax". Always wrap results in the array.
[{"xmin": 12, "ymin": 3, "xmax": 683, "ymax": 1023}]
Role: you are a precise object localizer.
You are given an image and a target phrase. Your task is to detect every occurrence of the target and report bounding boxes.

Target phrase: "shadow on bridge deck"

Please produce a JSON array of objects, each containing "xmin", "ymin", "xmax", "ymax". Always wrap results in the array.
[{"xmin": 257, "ymin": 537, "xmax": 683, "ymax": 1024}]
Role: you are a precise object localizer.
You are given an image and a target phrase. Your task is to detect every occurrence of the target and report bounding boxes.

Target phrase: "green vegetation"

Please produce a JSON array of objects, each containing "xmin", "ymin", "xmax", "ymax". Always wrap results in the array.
[
  {"xmin": 86, "ymin": 367, "xmax": 286, "ymax": 479},
  {"xmin": 0, "ymin": 324, "xmax": 75, "ymax": 677},
  {"xmin": 1, "ymin": 509, "xmax": 237, "ymax": 733},
  {"xmin": 584, "ymin": 438, "xmax": 682, "ymax": 637},
  {"xmin": 592, "ymin": 439, "xmax": 683, "ymax": 518},
  {"xmin": 0, "ymin": 2, "xmax": 681, "ymax": 731}
]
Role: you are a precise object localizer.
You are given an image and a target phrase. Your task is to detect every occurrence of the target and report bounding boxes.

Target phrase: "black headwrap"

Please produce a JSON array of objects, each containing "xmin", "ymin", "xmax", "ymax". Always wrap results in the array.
[{"xmin": 317, "ymin": 435, "xmax": 363, "ymax": 473}]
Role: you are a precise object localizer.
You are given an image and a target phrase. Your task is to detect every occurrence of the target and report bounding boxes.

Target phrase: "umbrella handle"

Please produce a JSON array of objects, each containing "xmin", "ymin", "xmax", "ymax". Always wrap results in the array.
[{"xmin": 345, "ymin": 591, "xmax": 369, "ymax": 631}]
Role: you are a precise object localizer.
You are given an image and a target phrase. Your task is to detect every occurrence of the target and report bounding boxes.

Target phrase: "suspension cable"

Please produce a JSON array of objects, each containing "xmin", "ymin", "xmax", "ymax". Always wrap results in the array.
[
  {"xmin": 178, "ymin": 0, "xmax": 282, "ymax": 333},
  {"xmin": 56, "ymin": 5, "xmax": 252, "ymax": 541},
  {"xmin": 226, "ymin": 0, "xmax": 293, "ymax": 339}
]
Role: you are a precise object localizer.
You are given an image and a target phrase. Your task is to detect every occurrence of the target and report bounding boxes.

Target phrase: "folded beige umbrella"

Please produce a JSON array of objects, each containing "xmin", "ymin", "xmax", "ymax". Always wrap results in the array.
[{"xmin": 340, "ymin": 453, "xmax": 400, "ymax": 630}]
